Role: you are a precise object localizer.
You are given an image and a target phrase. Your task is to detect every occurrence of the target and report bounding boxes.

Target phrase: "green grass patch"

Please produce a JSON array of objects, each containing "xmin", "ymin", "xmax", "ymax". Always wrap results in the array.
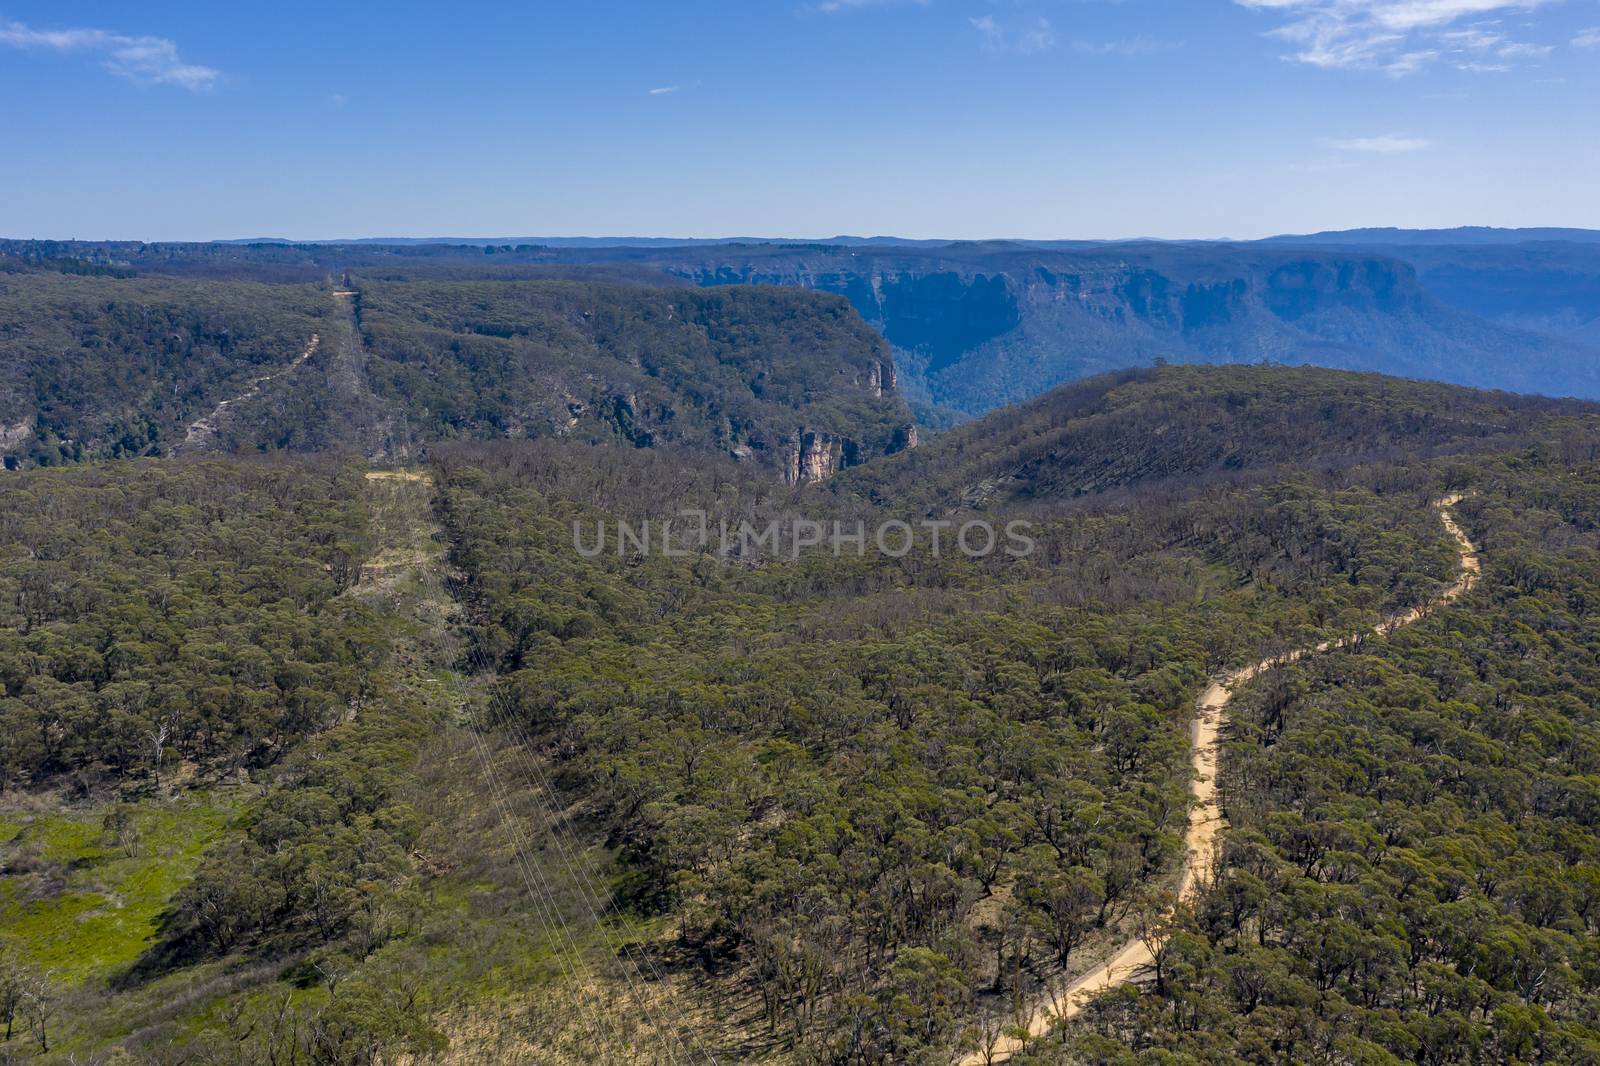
[{"xmin": 0, "ymin": 791, "xmax": 244, "ymax": 983}]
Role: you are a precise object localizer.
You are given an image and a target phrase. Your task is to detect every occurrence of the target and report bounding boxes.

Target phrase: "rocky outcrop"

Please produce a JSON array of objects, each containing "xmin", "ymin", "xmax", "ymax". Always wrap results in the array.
[
  {"xmin": 779, "ymin": 430, "xmax": 859, "ymax": 485},
  {"xmin": 0, "ymin": 416, "xmax": 34, "ymax": 468},
  {"xmin": 798, "ymin": 433, "xmax": 841, "ymax": 484},
  {"xmin": 765, "ymin": 356, "xmax": 914, "ymax": 482},
  {"xmin": 868, "ymin": 358, "xmax": 898, "ymax": 398},
  {"xmin": 760, "ymin": 419, "xmax": 915, "ymax": 483},
  {"xmin": 1, "ymin": 416, "xmax": 34, "ymax": 451}
]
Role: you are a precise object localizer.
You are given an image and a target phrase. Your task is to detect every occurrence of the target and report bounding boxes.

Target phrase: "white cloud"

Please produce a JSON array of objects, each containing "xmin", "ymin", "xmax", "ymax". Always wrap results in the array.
[
  {"xmin": 971, "ymin": 14, "xmax": 1056, "ymax": 54},
  {"xmin": 0, "ymin": 17, "xmax": 218, "ymax": 90},
  {"xmin": 1573, "ymin": 27, "xmax": 1600, "ymax": 48},
  {"xmin": 648, "ymin": 85, "xmax": 679, "ymax": 95},
  {"xmin": 1324, "ymin": 133, "xmax": 1435, "ymax": 151},
  {"xmin": 1234, "ymin": 0, "xmax": 1557, "ymax": 75}
]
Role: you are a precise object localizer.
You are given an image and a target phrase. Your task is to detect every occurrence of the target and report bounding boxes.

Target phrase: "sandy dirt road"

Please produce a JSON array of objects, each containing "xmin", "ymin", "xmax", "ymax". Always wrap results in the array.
[{"xmin": 961, "ymin": 494, "xmax": 1480, "ymax": 1064}]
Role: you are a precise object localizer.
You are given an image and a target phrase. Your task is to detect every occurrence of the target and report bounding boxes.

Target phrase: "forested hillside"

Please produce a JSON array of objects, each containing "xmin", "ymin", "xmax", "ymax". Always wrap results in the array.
[
  {"xmin": 0, "ymin": 460, "xmax": 444, "ymax": 1063},
  {"xmin": 340, "ymin": 277, "xmax": 912, "ymax": 480},
  {"xmin": 0, "ymin": 460, "xmax": 376, "ymax": 791},
  {"xmin": 1, "ymin": 462, "xmax": 589, "ymax": 1064},
  {"xmin": 0, "ymin": 273, "xmax": 333, "ymax": 467},
  {"xmin": 0, "ymin": 268, "xmax": 912, "ymax": 480},
  {"xmin": 837, "ymin": 365, "xmax": 1600, "ymax": 512},
  {"xmin": 4, "ymin": 355, "xmax": 1600, "ymax": 1065}
]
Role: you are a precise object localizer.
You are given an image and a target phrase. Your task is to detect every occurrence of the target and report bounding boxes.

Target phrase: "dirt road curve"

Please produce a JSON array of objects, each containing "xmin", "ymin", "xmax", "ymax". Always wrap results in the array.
[{"xmin": 961, "ymin": 494, "xmax": 1480, "ymax": 1064}]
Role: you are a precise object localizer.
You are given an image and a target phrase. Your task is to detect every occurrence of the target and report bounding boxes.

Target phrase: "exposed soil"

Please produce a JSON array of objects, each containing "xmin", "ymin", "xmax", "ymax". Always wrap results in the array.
[{"xmin": 961, "ymin": 494, "xmax": 1481, "ymax": 1064}]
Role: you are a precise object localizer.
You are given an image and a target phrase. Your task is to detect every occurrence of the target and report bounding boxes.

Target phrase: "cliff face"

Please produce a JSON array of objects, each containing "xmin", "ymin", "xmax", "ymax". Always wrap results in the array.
[
  {"xmin": 350, "ymin": 278, "xmax": 916, "ymax": 483},
  {"xmin": 867, "ymin": 358, "xmax": 897, "ymax": 397},
  {"xmin": 549, "ymin": 243, "xmax": 1600, "ymax": 416},
  {"xmin": 1371, "ymin": 241, "xmax": 1600, "ymax": 347},
  {"xmin": 779, "ymin": 430, "xmax": 847, "ymax": 485},
  {"xmin": 761, "ymin": 357, "xmax": 915, "ymax": 484}
]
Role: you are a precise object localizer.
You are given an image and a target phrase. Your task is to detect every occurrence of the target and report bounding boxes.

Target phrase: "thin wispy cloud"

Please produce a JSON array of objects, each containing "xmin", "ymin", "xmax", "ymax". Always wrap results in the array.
[
  {"xmin": 1071, "ymin": 36, "xmax": 1185, "ymax": 57},
  {"xmin": 1574, "ymin": 27, "xmax": 1600, "ymax": 48},
  {"xmin": 0, "ymin": 17, "xmax": 219, "ymax": 90},
  {"xmin": 1324, "ymin": 133, "xmax": 1434, "ymax": 152},
  {"xmin": 972, "ymin": 15, "xmax": 1003, "ymax": 49},
  {"xmin": 971, "ymin": 14, "xmax": 1057, "ymax": 55},
  {"xmin": 1438, "ymin": 26, "xmax": 1503, "ymax": 50},
  {"xmin": 815, "ymin": 0, "xmax": 929, "ymax": 11},
  {"xmin": 1234, "ymin": 0, "xmax": 1557, "ymax": 76},
  {"xmin": 648, "ymin": 85, "xmax": 679, "ymax": 95},
  {"xmin": 1436, "ymin": 23, "xmax": 1552, "ymax": 67},
  {"xmin": 1491, "ymin": 40, "xmax": 1551, "ymax": 58}
]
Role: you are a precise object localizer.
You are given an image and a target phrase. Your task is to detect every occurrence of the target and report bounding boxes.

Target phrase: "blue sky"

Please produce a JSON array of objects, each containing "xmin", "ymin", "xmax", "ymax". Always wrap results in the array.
[{"xmin": 2, "ymin": 1, "xmax": 1597, "ymax": 240}]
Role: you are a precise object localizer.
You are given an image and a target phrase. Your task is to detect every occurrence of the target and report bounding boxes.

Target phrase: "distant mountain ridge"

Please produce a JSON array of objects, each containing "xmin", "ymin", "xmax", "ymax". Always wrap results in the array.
[
  {"xmin": 205, "ymin": 226, "xmax": 1600, "ymax": 249},
  {"xmin": 1257, "ymin": 226, "xmax": 1600, "ymax": 247},
  {"xmin": 543, "ymin": 242, "xmax": 1600, "ymax": 417},
  {"xmin": 215, "ymin": 234, "xmax": 966, "ymax": 248},
  {"xmin": 8, "ymin": 232, "xmax": 1600, "ymax": 424}
]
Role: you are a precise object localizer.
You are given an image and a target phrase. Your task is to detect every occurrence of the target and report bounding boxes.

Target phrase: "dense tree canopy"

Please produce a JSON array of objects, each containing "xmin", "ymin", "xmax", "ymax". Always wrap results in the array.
[
  {"xmin": 0, "ymin": 460, "xmax": 377, "ymax": 791},
  {"xmin": 0, "ymin": 273, "xmax": 332, "ymax": 466}
]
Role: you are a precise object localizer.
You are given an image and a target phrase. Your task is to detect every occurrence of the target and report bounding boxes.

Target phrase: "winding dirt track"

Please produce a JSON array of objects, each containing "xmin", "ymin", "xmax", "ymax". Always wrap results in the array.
[
  {"xmin": 178, "ymin": 333, "xmax": 320, "ymax": 451},
  {"xmin": 962, "ymin": 494, "xmax": 1480, "ymax": 1064}
]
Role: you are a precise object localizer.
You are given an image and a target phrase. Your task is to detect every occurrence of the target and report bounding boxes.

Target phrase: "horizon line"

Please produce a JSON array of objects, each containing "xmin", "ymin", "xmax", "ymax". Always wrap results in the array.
[{"xmin": 7, "ymin": 224, "xmax": 1600, "ymax": 248}]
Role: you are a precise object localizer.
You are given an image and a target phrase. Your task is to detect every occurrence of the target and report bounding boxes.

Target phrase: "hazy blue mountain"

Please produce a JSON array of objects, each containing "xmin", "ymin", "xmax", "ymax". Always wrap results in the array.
[
  {"xmin": 544, "ymin": 242, "xmax": 1600, "ymax": 417},
  {"xmin": 217, "ymin": 234, "xmax": 963, "ymax": 248},
  {"xmin": 1258, "ymin": 226, "xmax": 1600, "ymax": 246},
  {"xmin": 1247, "ymin": 232, "xmax": 1600, "ymax": 352},
  {"xmin": 208, "ymin": 227, "xmax": 1600, "ymax": 250}
]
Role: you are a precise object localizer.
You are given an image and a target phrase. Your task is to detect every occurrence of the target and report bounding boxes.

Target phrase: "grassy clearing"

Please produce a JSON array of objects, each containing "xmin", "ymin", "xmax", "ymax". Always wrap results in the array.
[{"xmin": 0, "ymin": 792, "xmax": 244, "ymax": 983}]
